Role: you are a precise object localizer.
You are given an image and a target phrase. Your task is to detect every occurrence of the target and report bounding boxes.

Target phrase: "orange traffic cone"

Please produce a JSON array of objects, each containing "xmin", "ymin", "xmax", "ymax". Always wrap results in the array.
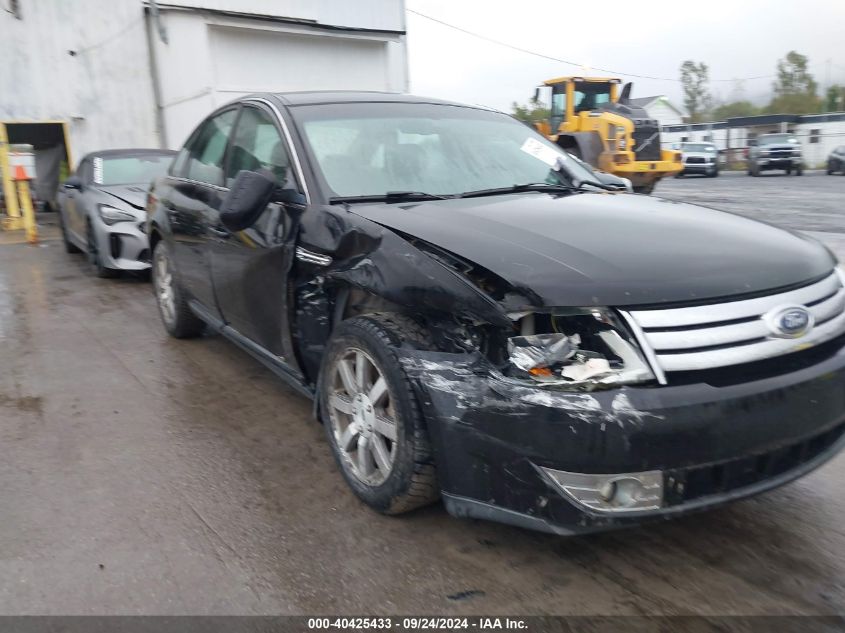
[{"xmin": 13, "ymin": 164, "xmax": 30, "ymax": 181}]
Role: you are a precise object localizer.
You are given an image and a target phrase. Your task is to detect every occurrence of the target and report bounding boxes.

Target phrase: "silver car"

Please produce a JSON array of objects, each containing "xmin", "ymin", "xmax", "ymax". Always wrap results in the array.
[
  {"xmin": 58, "ymin": 149, "xmax": 175, "ymax": 277},
  {"xmin": 676, "ymin": 142, "xmax": 719, "ymax": 177}
]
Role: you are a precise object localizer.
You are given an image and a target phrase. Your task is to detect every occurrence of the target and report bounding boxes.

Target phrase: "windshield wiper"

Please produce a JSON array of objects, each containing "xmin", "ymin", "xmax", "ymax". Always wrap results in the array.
[
  {"xmin": 457, "ymin": 182, "xmax": 576, "ymax": 199},
  {"xmin": 574, "ymin": 179, "xmax": 618, "ymax": 192},
  {"xmin": 329, "ymin": 191, "xmax": 450, "ymax": 205}
]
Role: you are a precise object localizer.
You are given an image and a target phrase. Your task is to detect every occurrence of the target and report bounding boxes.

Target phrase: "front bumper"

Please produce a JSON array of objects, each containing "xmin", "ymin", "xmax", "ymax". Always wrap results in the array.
[
  {"xmin": 754, "ymin": 156, "xmax": 802, "ymax": 170},
  {"xmin": 597, "ymin": 150, "xmax": 682, "ymax": 187},
  {"xmin": 400, "ymin": 344, "xmax": 845, "ymax": 535},
  {"xmin": 682, "ymin": 161, "xmax": 717, "ymax": 174},
  {"xmin": 92, "ymin": 216, "xmax": 151, "ymax": 271}
]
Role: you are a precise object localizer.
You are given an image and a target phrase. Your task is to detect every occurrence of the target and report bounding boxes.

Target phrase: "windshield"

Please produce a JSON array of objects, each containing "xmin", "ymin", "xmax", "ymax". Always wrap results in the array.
[
  {"xmin": 682, "ymin": 143, "xmax": 716, "ymax": 152},
  {"xmin": 573, "ymin": 82, "xmax": 612, "ymax": 113},
  {"xmin": 291, "ymin": 102, "xmax": 598, "ymax": 199},
  {"xmin": 93, "ymin": 154, "xmax": 173, "ymax": 186},
  {"xmin": 760, "ymin": 134, "xmax": 798, "ymax": 145}
]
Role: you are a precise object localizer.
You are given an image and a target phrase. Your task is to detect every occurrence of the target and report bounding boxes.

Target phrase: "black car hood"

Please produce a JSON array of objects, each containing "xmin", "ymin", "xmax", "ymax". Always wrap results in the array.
[
  {"xmin": 349, "ymin": 192, "xmax": 835, "ymax": 307},
  {"xmin": 99, "ymin": 184, "xmax": 149, "ymax": 210}
]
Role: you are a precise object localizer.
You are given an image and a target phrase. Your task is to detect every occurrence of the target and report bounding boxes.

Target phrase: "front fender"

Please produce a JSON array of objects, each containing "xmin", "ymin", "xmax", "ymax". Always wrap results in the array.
[{"xmin": 298, "ymin": 207, "xmax": 511, "ymax": 328}]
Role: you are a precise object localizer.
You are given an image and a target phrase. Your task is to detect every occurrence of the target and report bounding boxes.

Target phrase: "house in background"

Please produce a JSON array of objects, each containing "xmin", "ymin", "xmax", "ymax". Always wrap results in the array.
[{"xmin": 628, "ymin": 96, "xmax": 686, "ymax": 126}]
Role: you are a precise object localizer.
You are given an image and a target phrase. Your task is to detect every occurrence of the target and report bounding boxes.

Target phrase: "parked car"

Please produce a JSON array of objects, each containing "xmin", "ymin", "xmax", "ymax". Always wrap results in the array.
[
  {"xmin": 826, "ymin": 145, "xmax": 845, "ymax": 175},
  {"xmin": 148, "ymin": 92, "xmax": 845, "ymax": 535},
  {"xmin": 58, "ymin": 149, "xmax": 176, "ymax": 277},
  {"xmin": 747, "ymin": 133, "xmax": 803, "ymax": 176},
  {"xmin": 676, "ymin": 142, "xmax": 719, "ymax": 177}
]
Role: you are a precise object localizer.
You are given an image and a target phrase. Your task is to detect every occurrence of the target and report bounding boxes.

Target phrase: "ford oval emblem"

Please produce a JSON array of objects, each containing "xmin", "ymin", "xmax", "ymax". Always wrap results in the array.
[{"xmin": 764, "ymin": 305, "xmax": 814, "ymax": 338}]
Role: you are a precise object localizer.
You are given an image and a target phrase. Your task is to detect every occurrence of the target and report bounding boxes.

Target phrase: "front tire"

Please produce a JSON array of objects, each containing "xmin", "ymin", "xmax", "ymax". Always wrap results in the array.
[
  {"xmin": 152, "ymin": 240, "xmax": 205, "ymax": 338},
  {"xmin": 320, "ymin": 313, "xmax": 439, "ymax": 515},
  {"xmin": 796, "ymin": 165, "xmax": 803, "ymax": 176}
]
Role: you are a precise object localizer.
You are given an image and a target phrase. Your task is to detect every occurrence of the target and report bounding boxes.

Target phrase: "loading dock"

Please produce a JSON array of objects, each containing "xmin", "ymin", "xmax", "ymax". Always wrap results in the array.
[{"xmin": 0, "ymin": 120, "xmax": 72, "ymax": 227}]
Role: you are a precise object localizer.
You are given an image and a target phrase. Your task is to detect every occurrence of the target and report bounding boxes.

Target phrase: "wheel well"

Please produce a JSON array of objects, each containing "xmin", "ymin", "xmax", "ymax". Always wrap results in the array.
[
  {"xmin": 148, "ymin": 227, "xmax": 162, "ymax": 253},
  {"xmin": 341, "ymin": 289, "xmax": 405, "ymax": 322}
]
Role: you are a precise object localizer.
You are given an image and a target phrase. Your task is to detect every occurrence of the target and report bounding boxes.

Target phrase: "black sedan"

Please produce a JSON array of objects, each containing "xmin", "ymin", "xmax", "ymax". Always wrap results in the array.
[
  {"xmin": 146, "ymin": 92, "xmax": 845, "ymax": 535},
  {"xmin": 827, "ymin": 145, "xmax": 845, "ymax": 175}
]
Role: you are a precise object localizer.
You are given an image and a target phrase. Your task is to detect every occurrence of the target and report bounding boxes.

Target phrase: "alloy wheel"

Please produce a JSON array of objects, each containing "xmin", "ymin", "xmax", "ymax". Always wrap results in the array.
[
  {"xmin": 154, "ymin": 249, "xmax": 176, "ymax": 326},
  {"xmin": 327, "ymin": 347, "xmax": 397, "ymax": 486}
]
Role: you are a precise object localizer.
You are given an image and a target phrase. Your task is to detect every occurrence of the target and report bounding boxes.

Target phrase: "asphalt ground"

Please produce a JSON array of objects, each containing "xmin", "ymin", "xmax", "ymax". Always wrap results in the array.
[{"xmin": 0, "ymin": 172, "xmax": 844, "ymax": 616}]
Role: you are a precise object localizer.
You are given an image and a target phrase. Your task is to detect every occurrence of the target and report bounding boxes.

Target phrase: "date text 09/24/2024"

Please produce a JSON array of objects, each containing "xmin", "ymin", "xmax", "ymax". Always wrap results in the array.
[{"xmin": 307, "ymin": 617, "xmax": 528, "ymax": 630}]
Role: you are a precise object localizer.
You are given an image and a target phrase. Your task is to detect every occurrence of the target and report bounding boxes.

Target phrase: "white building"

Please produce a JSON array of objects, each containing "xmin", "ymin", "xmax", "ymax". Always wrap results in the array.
[
  {"xmin": 629, "ymin": 96, "xmax": 685, "ymax": 126},
  {"xmin": 0, "ymin": 0, "xmax": 407, "ymax": 201}
]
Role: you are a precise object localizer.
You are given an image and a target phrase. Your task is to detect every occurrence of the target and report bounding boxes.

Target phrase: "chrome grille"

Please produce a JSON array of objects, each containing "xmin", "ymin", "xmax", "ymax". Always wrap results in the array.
[{"xmin": 622, "ymin": 271, "xmax": 845, "ymax": 374}]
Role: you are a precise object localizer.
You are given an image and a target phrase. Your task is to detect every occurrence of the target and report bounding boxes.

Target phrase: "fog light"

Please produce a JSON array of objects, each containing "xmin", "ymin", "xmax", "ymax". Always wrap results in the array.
[{"xmin": 538, "ymin": 466, "xmax": 664, "ymax": 514}]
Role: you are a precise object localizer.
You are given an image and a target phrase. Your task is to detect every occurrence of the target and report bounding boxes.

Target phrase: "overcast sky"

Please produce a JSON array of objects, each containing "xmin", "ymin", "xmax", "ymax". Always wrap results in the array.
[{"xmin": 405, "ymin": 0, "xmax": 845, "ymax": 113}]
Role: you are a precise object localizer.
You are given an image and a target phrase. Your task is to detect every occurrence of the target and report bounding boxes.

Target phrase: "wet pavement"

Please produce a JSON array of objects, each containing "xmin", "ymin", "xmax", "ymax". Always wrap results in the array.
[{"xmin": 1, "ymin": 174, "xmax": 845, "ymax": 615}]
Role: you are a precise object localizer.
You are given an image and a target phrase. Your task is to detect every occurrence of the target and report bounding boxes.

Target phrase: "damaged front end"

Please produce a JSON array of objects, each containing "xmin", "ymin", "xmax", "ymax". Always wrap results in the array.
[
  {"xmin": 293, "ymin": 209, "xmax": 845, "ymax": 536},
  {"xmin": 397, "ymin": 338, "xmax": 845, "ymax": 535},
  {"xmin": 503, "ymin": 308, "xmax": 656, "ymax": 389}
]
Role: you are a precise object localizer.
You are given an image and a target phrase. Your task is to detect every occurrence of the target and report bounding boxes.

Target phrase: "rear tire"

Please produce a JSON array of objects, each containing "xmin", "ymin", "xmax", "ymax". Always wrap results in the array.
[
  {"xmin": 320, "ymin": 313, "xmax": 439, "ymax": 515},
  {"xmin": 152, "ymin": 240, "xmax": 205, "ymax": 338}
]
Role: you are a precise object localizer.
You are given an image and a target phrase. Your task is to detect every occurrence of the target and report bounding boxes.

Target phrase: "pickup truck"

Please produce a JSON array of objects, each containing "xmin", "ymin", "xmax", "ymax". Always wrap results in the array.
[{"xmin": 748, "ymin": 133, "xmax": 803, "ymax": 176}]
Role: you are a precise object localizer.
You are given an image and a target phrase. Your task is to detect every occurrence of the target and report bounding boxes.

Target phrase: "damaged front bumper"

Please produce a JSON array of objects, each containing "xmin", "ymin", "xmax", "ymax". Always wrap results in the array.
[{"xmin": 399, "ymin": 345, "xmax": 845, "ymax": 535}]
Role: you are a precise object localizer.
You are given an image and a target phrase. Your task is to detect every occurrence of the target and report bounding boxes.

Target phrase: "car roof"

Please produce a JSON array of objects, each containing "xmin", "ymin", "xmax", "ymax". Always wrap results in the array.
[
  {"xmin": 84, "ymin": 148, "xmax": 177, "ymax": 160},
  {"xmin": 252, "ymin": 90, "xmax": 484, "ymax": 109}
]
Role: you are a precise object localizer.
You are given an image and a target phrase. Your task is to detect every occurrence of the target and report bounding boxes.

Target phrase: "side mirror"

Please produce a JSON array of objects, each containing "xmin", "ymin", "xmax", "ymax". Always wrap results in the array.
[
  {"xmin": 220, "ymin": 169, "xmax": 277, "ymax": 232},
  {"xmin": 64, "ymin": 176, "xmax": 82, "ymax": 191}
]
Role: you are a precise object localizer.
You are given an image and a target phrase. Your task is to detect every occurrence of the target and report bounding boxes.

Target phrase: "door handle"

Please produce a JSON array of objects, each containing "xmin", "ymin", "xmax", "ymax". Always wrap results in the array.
[{"xmin": 208, "ymin": 226, "xmax": 231, "ymax": 239}]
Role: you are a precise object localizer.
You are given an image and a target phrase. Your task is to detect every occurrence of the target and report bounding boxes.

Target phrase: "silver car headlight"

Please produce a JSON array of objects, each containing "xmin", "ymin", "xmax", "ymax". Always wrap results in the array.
[
  {"xmin": 506, "ymin": 308, "xmax": 655, "ymax": 389},
  {"xmin": 98, "ymin": 204, "xmax": 135, "ymax": 226}
]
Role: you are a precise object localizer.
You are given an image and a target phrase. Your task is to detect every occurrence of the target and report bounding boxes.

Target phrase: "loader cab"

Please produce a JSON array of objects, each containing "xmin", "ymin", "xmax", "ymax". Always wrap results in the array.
[{"xmin": 545, "ymin": 77, "xmax": 620, "ymax": 134}]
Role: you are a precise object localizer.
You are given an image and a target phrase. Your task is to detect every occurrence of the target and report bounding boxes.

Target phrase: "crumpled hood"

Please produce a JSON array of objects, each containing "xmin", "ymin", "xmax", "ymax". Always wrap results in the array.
[
  {"xmin": 349, "ymin": 192, "xmax": 835, "ymax": 307},
  {"xmin": 99, "ymin": 184, "xmax": 149, "ymax": 210}
]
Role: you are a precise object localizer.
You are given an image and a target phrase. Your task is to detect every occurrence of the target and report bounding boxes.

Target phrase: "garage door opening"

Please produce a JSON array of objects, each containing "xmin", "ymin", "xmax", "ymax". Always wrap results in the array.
[{"xmin": 1, "ymin": 121, "xmax": 72, "ymax": 216}]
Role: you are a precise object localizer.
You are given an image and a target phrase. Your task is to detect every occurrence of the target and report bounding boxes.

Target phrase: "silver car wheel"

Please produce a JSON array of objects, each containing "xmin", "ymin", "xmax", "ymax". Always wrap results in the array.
[
  {"xmin": 328, "ymin": 347, "xmax": 397, "ymax": 487},
  {"xmin": 154, "ymin": 249, "xmax": 176, "ymax": 326}
]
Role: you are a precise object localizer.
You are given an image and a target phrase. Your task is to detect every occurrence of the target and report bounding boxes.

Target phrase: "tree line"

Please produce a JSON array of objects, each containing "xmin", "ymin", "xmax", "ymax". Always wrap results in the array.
[{"xmin": 682, "ymin": 51, "xmax": 845, "ymax": 122}]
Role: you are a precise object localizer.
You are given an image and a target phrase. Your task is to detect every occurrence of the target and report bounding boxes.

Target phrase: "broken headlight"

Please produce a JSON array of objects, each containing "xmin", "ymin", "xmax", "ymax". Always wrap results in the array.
[{"xmin": 506, "ymin": 308, "xmax": 655, "ymax": 389}]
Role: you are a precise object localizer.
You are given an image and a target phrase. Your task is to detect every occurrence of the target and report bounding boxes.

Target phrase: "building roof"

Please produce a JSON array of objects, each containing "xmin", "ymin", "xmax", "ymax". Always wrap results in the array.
[
  {"xmin": 628, "ymin": 96, "xmax": 658, "ymax": 108},
  {"xmin": 662, "ymin": 111, "xmax": 845, "ymax": 132},
  {"xmin": 627, "ymin": 95, "xmax": 686, "ymax": 117}
]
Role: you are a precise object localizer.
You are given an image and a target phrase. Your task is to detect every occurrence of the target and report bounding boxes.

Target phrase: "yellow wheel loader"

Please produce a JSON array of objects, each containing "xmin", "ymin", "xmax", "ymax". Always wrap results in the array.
[{"xmin": 534, "ymin": 77, "xmax": 682, "ymax": 194}]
